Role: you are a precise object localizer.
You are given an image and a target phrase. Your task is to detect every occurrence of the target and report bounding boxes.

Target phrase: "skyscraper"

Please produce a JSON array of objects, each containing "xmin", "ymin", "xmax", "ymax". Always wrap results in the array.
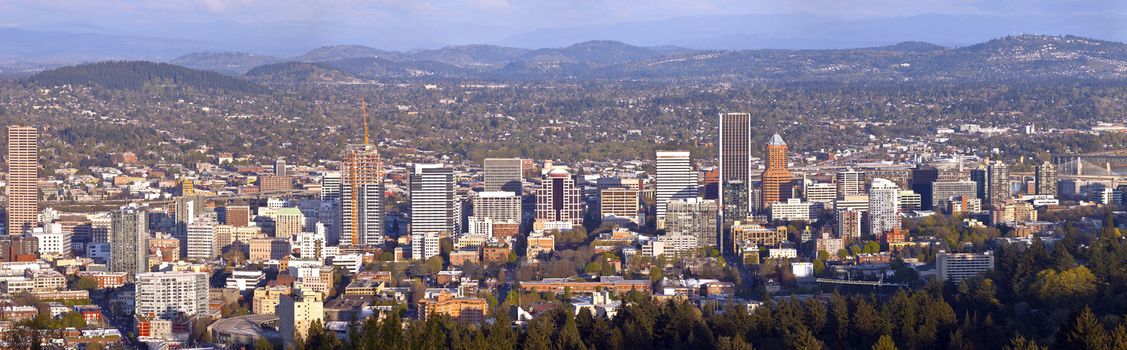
[
  {"xmin": 274, "ymin": 159, "xmax": 287, "ymax": 176},
  {"xmin": 986, "ymin": 161, "xmax": 1010, "ymax": 209},
  {"xmin": 174, "ymin": 195, "xmax": 205, "ymax": 258},
  {"xmin": 341, "ymin": 144, "xmax": 383, "ymax": 246},
  {"xmin": 6, "ymin": 126, "xmax": 37, "ymax": 235},
  {"xmin": 761, "ymin": 134, "xmax": 793, "ymax": 208},
  {"xmin": 341, "ymin": 98, "xmax": 384, "ymax": 246},
  {"xmin": 655, "ymin": 151, "xmax": 697, "ymax": 228},
  {"xmin": 110, "ymin": 206, "xmax": 149, "ymax": 277},
  {"xmin": 835, "ymin": 168, "xmax": 865, "ymax": 199},
  {"xmin": 910, "ymin": 165, "xmax": 939, "ymax": 210},
  {"xmin": 410, "ymin": 164, "xmax": 455, "ymax": 237},
  {"xmin": 483, "ymin": 158, "xmax": 523, "ymax": 196},
  {"xmin": 970, "ymin": 168, "xmax": 987, "ymax": 200},
  {"xmin": 535, "ymin": 168, "xmax": 582, "ymax": 229},
  {"xmin": 868, "ymin": 178, "xmax": 901, "ymax": 236},
  {"xmin": 718, "ymin": 112, "xmax": 751, "ymax": 208},
  {"xmin": 186, "ymin": 218, "xmax": 216, "ymax": 261},
  {"xmin": 1035, "ymin": 161, "xmax": 1057, "ymax": 196}
]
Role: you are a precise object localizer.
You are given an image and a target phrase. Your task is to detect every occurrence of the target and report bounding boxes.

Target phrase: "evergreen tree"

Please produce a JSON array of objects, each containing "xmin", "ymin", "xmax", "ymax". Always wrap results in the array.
[
  {"xmin": 1057, "ymin": 307, "xmax": 1110, "ymax": 350},
  {"xmin": 871, "ymin": 335, "xmax": 897, "ymax": 350}
]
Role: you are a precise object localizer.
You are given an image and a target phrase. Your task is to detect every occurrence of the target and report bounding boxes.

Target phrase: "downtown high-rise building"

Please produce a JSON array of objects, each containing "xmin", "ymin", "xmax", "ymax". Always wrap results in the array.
[
  {"xmin": 655, "ymin": 151, "xmax": 697, "ymax": 228},
  {"xmin": 472, "ymin": 191, "xmax": 522, "ymax": 224},
  {"xmin": 274, "ymin": 159, "xmax": 287, "ymax": 176},
  {"xmin": 761, "ymin": 134, "xmax": 793, "ymax": 208},
  {"xmin": 1035, "ymin": 161, "xmax": 1057, "ymax": 196},
  {"xmin": 483, "ymin": 158, "xmax": 523, "ymax": 196},
  {"xmin": 718, "ymin": 112, "xmax": 751, "ymax": 216},
  {"xmin": 341, "ymin": 144, "xmax": 384, "ymax": 246},
  {"xmin": 186, "ymin": 217, "xmax": 216, "ymax": 261},
  {"xmin": 835, "ymin": 168, "xmax": 865, "ymax": 199},
  {"xmin": 535, "ymin": 168, "xmax": 582, "ymax": 229},
  {"xmin": 868, "ymin": 178, "xmax": 901, "ymax": 236},
  {"xmin": 6, "ymin": 126, "xmax": 37, "ymax": 235},
  {"xmin": 320, "ymin": 172, "xmax": 342, "ymax": 200},
  {"xmin": 931, "ymin": 181, "xmax": 978, "ymax": 211},
  {"xmin": 910, "ymin": 165, "xmax": 939, "ymax": 210},
  {"xmin": 835, "ymin": 208, "xmax": 863, "ymax": 243},
  {"xmin": 986, "ymin": 160, "xmax": 1010, "ymax": 209},
  {"xmin": 110, "ymin": 205, "xmax": 149, "ymax": 277},
  {"xmin": 134, "ymin": 271, "xmax": 208, "ymax": 320},
  {"xmin": 174, "ymin": 195, "xmax": 206, "ymax": 258},
  {"xmin": 410, "ymin": 164, "xmax": 455, "ymax": 237},
  {"xmin": 664, "ymin": 198, "xmax": 719, "ymax": 248}
]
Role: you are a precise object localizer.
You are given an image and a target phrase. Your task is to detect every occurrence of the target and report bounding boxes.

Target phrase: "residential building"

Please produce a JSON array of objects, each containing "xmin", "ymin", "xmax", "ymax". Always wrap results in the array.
[
  {"xmin": 664, "ymin": 198, "xmax": 718, "ymax": 247},
  {"xmin": 341, "ymin": 143, "xmax": 384, "ymax": 246},
  {"xmin": 412, "ymin": 231, "xmax": 441, "ymax": 261},
  {"xmin": 835, "ymin": 208, "xmax": 863, "ymax": 242},
  {"xmin": 134, "ymin": 272, "xmax": 208, "ymax": 320},
  {"xmin": 937, "ymin": 251, "xmax": 995, "ymax": 282},
  {"xmin": 1035, "ymin": 161, "xmax": 1057, "ymax": 196},
  {"xmin": 986, "ymin": 161, "xmax": 1010, "ymax": 209},
  {"xmin": 110, "ymin": 206, "xmax": 149, "ymax": 277},
  {"xmin": 418, "ymin": 291, "xmax": 488, "ymax": 324},
  {"xmin": 770, "ymin": 198, "xmax": 815, "ymax": 222},
  {"xmin": 186, "ymin": 218, "xmax": 216, "ymax": 261},
  {"xmin": 869, "ymin": 179, "xmax": 901, "ymax": 236}
]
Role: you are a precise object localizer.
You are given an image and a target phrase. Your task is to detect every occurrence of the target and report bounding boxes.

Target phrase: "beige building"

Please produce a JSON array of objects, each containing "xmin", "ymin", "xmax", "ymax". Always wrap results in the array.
[
  {"xmin": 278, "ymin": 289, "xmax": 324, "ymax": 346},
  {"xmin": 600, "ymin": 187, "xmax": 641, "ymax": 225},
  {"xmin": 249, "ymin": 238, "xmax": 291, "ymax": 261},
  {"xmin": 6, "ymin": 126, "xmax": 38, "ymax": 234},
  {"xmin": 252, "ymin": 285, "xmax": 292, "ymax": 315}
]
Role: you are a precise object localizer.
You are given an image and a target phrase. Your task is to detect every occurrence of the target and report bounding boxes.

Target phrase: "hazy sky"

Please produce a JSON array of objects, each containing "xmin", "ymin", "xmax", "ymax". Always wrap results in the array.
[
  {"xmin": 3, "ymin": 0, "xmax": 1122, "ymax": 31},
  {"xmin": 1, "ymin": 0, "xmax": 1125, "ymax": 53}
]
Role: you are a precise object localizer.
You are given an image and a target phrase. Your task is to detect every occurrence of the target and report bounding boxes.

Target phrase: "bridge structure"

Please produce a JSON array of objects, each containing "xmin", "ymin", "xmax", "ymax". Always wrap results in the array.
[
  {"xmin": 1053, "ymin": 154, "xmax": 1127, "ymax": 178},
  {"xmin": 815, "ymin": 277, "xmax": 907, "ymax": 288}
]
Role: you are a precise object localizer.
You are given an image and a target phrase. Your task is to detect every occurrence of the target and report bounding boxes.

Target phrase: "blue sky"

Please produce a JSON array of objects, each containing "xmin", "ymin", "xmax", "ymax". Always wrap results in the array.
[{"xmin": 1, "ymin": 0, "xmax": 1124, "ymax": 52}]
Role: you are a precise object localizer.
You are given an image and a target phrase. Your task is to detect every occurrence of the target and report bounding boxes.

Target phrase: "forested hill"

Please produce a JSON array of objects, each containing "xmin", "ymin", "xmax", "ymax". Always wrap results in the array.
[{"xmin": 27, "ymin": 61, "xmax": 263, "ymax": 93}]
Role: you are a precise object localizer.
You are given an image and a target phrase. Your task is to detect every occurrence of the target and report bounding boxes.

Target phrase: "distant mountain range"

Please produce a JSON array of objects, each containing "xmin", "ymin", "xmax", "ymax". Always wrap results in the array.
[{"xmin": 23, "ymin": 35, "xmax": 1127, "ymax": 90}]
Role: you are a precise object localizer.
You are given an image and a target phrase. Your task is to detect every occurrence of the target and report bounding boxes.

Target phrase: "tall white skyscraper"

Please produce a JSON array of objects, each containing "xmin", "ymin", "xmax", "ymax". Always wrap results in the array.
[
  {"xmin": 655, "ymin": 151, "xmax": 697, "ymax": 228},
  {"xmin": 835, "ymin": 168, "xmax": 865, "ymax": 199},
  {"xmin": 135, "ymin": 271, "xmax": 208, "ymax": 320},
  {"xmin": 186, "ymin": 217, "xmax": 217, "ymax": 261},
  {"xmin": 410, "ymin": 164, "xmax": 455, "ymax": 237},
  {"xmin": 868, "ymin": 178, "xmax": 901, "ymax": 236}
]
